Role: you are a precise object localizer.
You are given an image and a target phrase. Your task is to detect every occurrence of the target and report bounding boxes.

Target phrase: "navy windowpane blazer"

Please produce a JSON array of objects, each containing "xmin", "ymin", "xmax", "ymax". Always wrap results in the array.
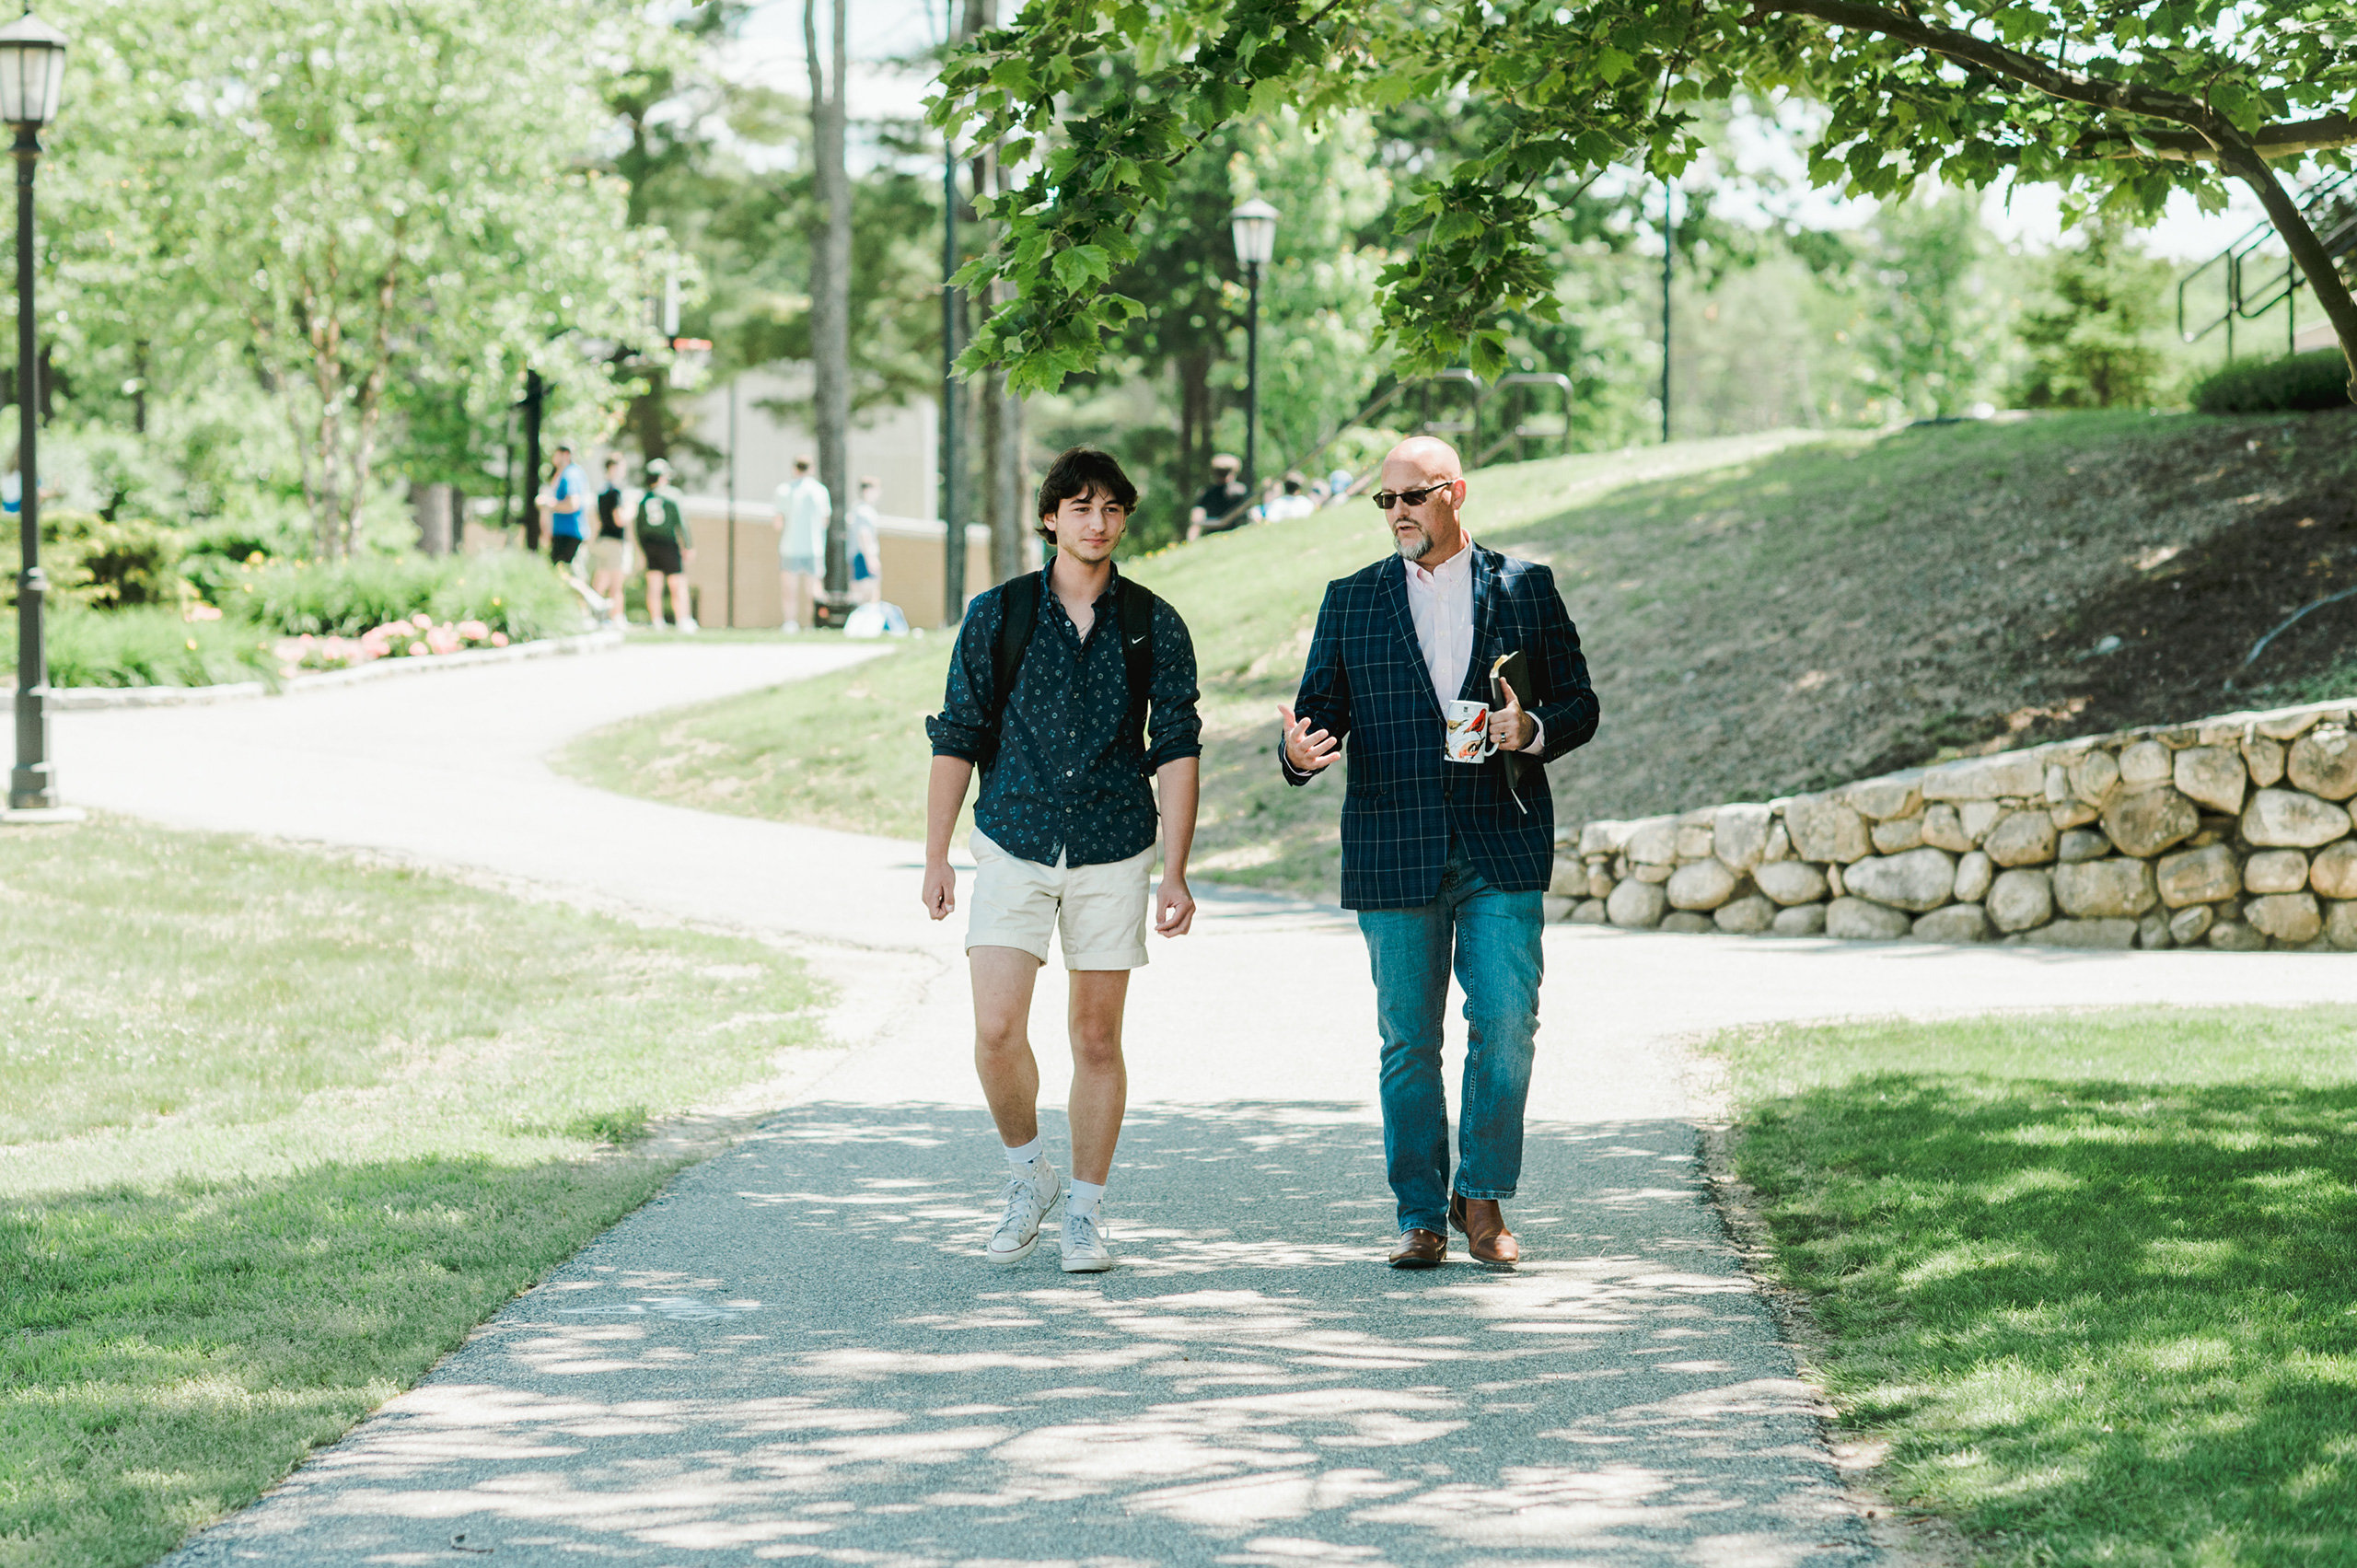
[{"xmin": 1283, "ymin": 545, "xmax": 1599, "ymax": 910}]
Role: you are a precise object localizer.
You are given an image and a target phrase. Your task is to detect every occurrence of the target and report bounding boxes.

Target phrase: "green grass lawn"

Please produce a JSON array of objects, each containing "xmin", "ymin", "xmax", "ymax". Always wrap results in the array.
[
  {"xmin": 1717, "ymin": 1007, "xmax": 2357, "ymax": 1565},
  {"xmin": 0, "ymin": 817, "xmax": 827, "ymax": 1568}
]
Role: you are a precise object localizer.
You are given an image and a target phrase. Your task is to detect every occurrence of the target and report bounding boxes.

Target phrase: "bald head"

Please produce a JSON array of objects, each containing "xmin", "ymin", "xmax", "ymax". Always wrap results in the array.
[{"xmin": 1377, "ymin": 436, "xmax": 1469, "ymax": 566}]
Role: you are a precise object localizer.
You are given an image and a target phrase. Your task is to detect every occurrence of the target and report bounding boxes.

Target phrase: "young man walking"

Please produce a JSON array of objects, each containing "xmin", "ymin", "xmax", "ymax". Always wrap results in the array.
[
  {"xmin": 546, "ymin": 446, "xmax": 588, "ymax": 570},
  {"xmin": 775, "ymin": 457, "xmax": 829, "ymax": 633},
  {"xmin": 922, "ymin": 447, "xmax": 1202, "ymax": 1273},
  {"xmin": 633, "ymin": 459, "xmax": 697, "ymax": 632},
  {"xmin": 1278, "ymin": 436, "xmax": 1598, "ymax": 1269}
]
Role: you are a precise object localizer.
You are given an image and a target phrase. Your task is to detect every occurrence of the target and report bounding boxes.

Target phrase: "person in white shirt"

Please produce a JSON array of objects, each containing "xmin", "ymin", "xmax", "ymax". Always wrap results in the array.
[
  {"xmin": 849, "ymin": 477, "xmax": 884, "ymax": 604},
  {"xmin": 774, "ymin": 457, "xmax": 830, "ymax": 632}
]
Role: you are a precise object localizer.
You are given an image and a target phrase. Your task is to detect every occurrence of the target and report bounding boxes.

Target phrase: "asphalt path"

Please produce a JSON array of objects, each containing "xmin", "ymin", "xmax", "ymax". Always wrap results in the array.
[{"xmin": 53, "ymin": 637, "xmax": 2351, "ymax": 1567}]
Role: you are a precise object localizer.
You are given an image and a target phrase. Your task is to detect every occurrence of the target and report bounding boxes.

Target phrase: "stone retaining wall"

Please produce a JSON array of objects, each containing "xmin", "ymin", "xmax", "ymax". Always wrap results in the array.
[{"xmin": 1551, "ymin": 698, "xmax": 2357, "ymax": 951}]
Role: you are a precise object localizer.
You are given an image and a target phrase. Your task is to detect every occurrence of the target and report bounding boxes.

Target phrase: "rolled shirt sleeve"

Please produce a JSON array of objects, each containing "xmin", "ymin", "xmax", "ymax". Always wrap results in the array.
[
  {"xmin": 924, "ymin": 592, "xmax": 1000, "ymax": 764},
  {"xmin": 1143, "ymin": 596, "xmax": 1203, "ymax": 772}
]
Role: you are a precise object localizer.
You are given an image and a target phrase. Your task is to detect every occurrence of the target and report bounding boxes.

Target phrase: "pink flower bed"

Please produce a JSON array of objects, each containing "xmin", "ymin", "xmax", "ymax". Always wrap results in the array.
[{"xmin": 274, "ymin": 614, "xmax": 507, "ymax": 676}]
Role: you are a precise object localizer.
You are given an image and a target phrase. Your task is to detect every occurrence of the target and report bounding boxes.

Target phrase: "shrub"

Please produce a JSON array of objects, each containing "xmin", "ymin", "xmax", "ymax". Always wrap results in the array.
[
  {"xmin": 35, "ymin": 510, "xmax": 192, "ymax": 610},
  {"xmin": 2188, "ymin": 349, "xmax": 2353, "ymax": 413},
  {"xmin": 0, "ymin": 604, "xmax": 279, "ymax": 689},
  {"xmin": 239, "ymin": 551, "xmax": 590, "ymax": 642}
]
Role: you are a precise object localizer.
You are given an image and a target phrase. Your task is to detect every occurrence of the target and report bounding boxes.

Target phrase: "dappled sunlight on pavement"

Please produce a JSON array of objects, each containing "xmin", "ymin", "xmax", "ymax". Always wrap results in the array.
[{"xmin": 170, "ymin": 1104, "xmax": 1868, "ymax": 1566}]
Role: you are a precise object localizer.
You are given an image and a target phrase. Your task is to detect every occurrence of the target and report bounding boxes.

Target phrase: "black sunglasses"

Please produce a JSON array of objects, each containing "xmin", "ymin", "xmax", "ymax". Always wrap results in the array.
[{"xmin": 1371, "ymin": 483, "xmax": 1449, "ymax": 510}]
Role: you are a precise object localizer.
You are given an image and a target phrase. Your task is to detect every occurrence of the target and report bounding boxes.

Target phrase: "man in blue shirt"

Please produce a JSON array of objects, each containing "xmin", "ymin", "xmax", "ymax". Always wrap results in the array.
[
  {"xmin": 546, "ymin": 446, "xmax": 588, "ymax": 568},
  {"xmin": 923, "ymin": 447, "xmax": 1202, "ymax": 1274}
]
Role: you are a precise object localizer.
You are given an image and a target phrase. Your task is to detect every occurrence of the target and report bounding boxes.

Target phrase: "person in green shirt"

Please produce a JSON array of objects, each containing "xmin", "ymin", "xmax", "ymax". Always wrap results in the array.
[{"xmin": 634, "ymin": 459, "xmax": 698, "ymax": 633}]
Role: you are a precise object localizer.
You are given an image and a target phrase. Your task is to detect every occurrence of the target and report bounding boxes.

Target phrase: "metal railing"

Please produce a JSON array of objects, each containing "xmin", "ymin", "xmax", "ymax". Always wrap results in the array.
[{"xmin": 2177, "ymin": 169, "xmax": 2357, "ymax": 358}]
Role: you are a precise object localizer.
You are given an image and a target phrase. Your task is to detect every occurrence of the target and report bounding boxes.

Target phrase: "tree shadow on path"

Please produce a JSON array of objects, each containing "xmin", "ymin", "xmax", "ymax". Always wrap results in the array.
[{"xmin": 170, "ymin": 1103, "xmax": 1873, "ymax": 1567}]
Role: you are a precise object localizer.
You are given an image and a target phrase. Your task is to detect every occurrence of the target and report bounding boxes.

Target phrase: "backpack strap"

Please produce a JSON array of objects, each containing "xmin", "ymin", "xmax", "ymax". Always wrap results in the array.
[
  {"xmin": 980, "ymin": 573, "xmax": 1043, "ymax": 771},
  {"xmin": 1117, "ymin": 577, "xmax": 1157, "ymax": 768}
]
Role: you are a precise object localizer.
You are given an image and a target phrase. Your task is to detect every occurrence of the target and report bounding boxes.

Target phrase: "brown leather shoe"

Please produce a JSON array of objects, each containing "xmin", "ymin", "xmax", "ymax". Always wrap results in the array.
[
  {"xmin": 1387, "ymin": 1228, "xmax": 1447, "ymax": 1269},
  {"xmin": 1450, "ymin": 1193, "xmax": 1520, "ymax": 1267}
]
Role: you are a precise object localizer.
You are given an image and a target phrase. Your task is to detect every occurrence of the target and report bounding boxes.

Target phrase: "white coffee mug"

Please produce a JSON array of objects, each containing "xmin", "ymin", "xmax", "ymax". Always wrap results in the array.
[{"xmin": 1444, "ymin": 699, "xmax": 1494, "ymax": 763}]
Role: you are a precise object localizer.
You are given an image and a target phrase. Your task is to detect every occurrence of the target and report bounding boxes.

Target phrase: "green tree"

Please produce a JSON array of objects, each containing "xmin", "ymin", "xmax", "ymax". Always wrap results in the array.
[
  {"xmin": 48, "ymin": 0, "xmax": 682, "ymax": 556},
  {"xmin": 2009, "ymin": 218, "xmax": 2173, "ymax": 408},
  {"xmin": 935, "ymin": 0, "xmax": 2357, "ymax": 400}
]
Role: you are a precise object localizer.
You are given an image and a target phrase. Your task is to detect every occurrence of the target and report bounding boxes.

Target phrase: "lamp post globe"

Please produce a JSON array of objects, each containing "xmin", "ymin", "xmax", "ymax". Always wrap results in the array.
[
  {"xmin": 2, "ymin": 7, "xmax": 65, "ymax": 817},
  {"xmin": 1228, "ymin": 199, "xmax": 1278, "ymax": 503}
]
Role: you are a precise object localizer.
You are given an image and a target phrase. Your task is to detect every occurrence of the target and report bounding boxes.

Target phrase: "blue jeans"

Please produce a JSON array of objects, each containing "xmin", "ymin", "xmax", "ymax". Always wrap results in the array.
[{"xmin": 1356, "ymin": 841, "xmax": 1544, "ymax": 1236}]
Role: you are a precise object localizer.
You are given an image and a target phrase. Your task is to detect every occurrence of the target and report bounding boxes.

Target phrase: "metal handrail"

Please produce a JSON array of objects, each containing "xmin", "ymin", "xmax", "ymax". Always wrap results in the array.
[{"xmin": 2177, "ymin": 169, "xmax": 2356, "ymax": 354}]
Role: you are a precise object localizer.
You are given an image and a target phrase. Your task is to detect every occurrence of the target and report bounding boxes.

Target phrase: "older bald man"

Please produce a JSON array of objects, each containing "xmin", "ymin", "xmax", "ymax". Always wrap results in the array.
[{"xmin": 1277, "ymin": 436, "xmax": 1599, "ymax": 1268}]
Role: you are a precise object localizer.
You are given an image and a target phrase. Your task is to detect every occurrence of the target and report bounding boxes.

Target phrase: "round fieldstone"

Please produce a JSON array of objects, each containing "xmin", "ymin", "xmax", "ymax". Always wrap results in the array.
[
  {"xmin": 2244, "ymin": 850, "xmax": 2310, "ymax": 895},
  {"xmin": 1588, "ymin": 868, "xmax": 1615, "ymax": 900},
  {"xmin": 1660, "ymin": 911, "xmax": 1715, "ymax": 935},
  {"xmin": 2167, "ymin": 904, "xmax": 2215, "ymax": 946},
  {"xmin": 2309, "ymin": 841, "xmax": 2357, "ymax": 900},
  {"xmin": 1754, "ymin": 860, "xmax": 1830, "ymax": 906},
  {"xmin": 1635, "ymin": 864, "xmax": 1674, "ymax": 883},
  {"xmin": 2100, "ymin": 786, "xmax": 2199, "ymax": 858},
  {"xmin": 1954, "ymin": 849, "xmax": 1994, "ymax": 904},
  {"xmin": 1988, "ymin": 867, "xmax": 2054, "ymax": 933},
  {"xmin": 2119, "ymin": 740, "xmax": 2172, "ymax": 787},
  {"xmin": 1871, "ymin": 815, "xmax": 1925, "ymax": 854},
  {"xmin": 2057, "ymin": 828, "xmax": 2110, "ymax": 863},
  {"xmin": 1570, "ymin": 898, "xmax": 1608, "ymax": 924},
  {"xmin": 2053, "ymin": 857, "xmax": 2158, "ymax": 919},
  {"xmin": 2245, "ymin": 892, "xmax": 2324, "ymax": 944},
  {"xmin": 1826, "ymin": 897, "xmax": 1914, "ymax": 940},
  {"xmin": 1786, "ymin": 796, "xmax": 1872, "ymax": 864},
  {"xmin": 2137, "ymin": 910, "xmax": 2173, "ymax": 950},
  {"xmin": 2242, "ymin": 789, "xmax": 2353, "ymax": 849},
  {"xmin": 1626, "ymin": 818, "xmax": 1679, "ymax": 865},
  {"xmin": 1666, "ymin": 857, "xmax": 1740, "ymax": 911},
  {"xmin": 2173, "ymin": 746, "xmax": 2247, "ymax": 815},
  {"xmin": 1771, "ymin": 902, "xmax": 1828, "ymax": 936},
  {"xmin": 1985, "ymin": 810, "xmax": 2059, "ymax": 867},
  {"xmin": 1713, "ymin": 802, "xmax": 1773, "ymax": 872},
  {"xmin": 2326, "ymin": 900, "xmax": 2357, "ymax": 951},
  {"xmin": 2287, "ymin": 727, "xmax": 2357, "ymax": 801},
  {"xmin": 1607, "ymin": 878, "xmax": 1667, "ymax": 928},
  {"xmin": 2038, "ymin": 918, "xmax": 2139, "ymax": 950},
  {"xmin": 2071, "ymin": 749, "xmax": 2120, "ymax": 806},
  {"xmin": 2155, "ymin": 843, "xmax": 2239, "ymax": 908},
  {"xmin": 1911, "ymin": 904, "xmax": 1989, "ymax": 943},
  {"xmin": 2208, "ymin": 919, "xmax": 2269, "ymax": 952},
  {"xmin": 1714, "ymin": 894, "xmax": 1778, "ymax": 934},
  {"xmin": 2242, "ymin": 734, "xmax": 2286, "ymax": 787},
  {"xmin": 1842, "ymin": 847, "xmax": 1957, "ymax": 912},
  {"xmin": 1922, "ymin": 803, "xmax": 1974, "ymax": 853}
]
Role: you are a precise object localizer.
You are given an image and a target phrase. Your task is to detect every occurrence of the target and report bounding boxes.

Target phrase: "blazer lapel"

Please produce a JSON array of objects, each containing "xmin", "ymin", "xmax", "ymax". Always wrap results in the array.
[
  {"xmin": 1458, "ymin": 546, "xmax": 1502, "ymax": 703},
  {"xmin": 1378, "ymin": 557, "xmax": 1445, "ymax": 720}
]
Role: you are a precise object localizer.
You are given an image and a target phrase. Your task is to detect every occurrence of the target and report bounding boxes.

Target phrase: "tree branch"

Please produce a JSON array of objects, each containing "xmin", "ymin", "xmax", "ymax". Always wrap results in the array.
[{"xmin": 2072, "ymin": 112, "xmax": 2357, "ymax": 164}]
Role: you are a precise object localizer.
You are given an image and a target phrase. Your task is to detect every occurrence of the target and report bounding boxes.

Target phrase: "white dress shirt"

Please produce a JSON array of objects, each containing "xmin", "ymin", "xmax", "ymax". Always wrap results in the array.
[{"xmin": 1402, "ymin": 541, "xmax": 1541, "ymax": 749}]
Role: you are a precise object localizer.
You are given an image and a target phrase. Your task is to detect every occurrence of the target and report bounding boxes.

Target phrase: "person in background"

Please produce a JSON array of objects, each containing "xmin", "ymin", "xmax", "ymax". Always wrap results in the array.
[
  {"xmin": 587, "ymin": 455, "xmax": 632, "ymax": 627},
  {"xmin": 546, "ymin": 445, "xmax": 588, "ymax": 571},
  {"xmin": 1185, "ymin": 453, "xmax": 1248, "ymax": 541},
  {"xmin": 850, "ymin": 477, "xmax": 884, "ymax": 605},
  {"xmin": 775, "ymin": 456, "xmax": 830, "ymax": 633},
  {"xmin": 1262, "ymin": 472, "xmax": 1317, "ymax": 522},
  {"xmin": 634, "ymin": 459, "xmax": 697, "ymax": 633}
]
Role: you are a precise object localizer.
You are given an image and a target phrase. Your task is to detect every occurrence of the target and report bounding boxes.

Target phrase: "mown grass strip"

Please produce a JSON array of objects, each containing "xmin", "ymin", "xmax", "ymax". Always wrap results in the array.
[
  {"xmin": 1715, "ymin": 1007, "xmax": 2357, "ymax": 1565},
  {"xmin": 0, "ymin": 817, "xmax": 826, "ymax": 1568}
]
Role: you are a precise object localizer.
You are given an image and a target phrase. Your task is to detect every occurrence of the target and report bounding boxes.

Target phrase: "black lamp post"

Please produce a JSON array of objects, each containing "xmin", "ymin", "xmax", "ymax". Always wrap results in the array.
[
  {"xmin": 2, "ymin": 8, "xmax": 65, "ymax": 817},
  {"xmin": 1229, "ymin": 198, "xmax": 1277, "ymax": 500}
]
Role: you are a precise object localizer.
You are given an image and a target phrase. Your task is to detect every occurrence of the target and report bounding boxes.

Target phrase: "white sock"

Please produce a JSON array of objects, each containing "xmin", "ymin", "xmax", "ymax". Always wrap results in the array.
[
  {"xmin": 1067, "ymin": 1179, "xmax": 1106, "ymax": 1224},
  {"xmin": 1004, "ymin": 1136, "xmax": 1045, "ymax": 1173}
]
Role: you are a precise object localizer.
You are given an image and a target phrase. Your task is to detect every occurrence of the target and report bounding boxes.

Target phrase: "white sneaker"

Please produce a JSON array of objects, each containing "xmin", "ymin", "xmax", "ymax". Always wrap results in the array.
[
  {"xmin": 985, "ymin": 1158, "xmax": 1060, "ymax": 1264},
  {"xmin": 679, "ymin": 616, "xmax": 700, "ymax": 634},
  {"xmin": 1060, "ymin": 1211, "xmax": 1114, "ymax": 1272}
]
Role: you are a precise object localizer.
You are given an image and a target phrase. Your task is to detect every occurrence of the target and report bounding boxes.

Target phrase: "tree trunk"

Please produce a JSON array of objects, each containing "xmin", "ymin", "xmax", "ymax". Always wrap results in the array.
[
  {"xmin": 412, "ymin": 481, "xmax": 454, "ymax": 556},
  {"xmin": 1178, "ymin": 349, "xmax": 1213, "ymax": 490},
  {"xmin": 807, "ymin": 0, "xmax": 853, "ymax": 603},
  {"xmin": 2217, "ymin": 143, "xmax": 2357, "ymax": 397}
]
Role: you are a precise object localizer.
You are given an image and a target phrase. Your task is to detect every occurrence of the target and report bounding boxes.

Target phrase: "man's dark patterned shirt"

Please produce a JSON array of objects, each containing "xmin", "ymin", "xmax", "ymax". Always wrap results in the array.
[{"xmin": 926, "ymin": 563, "xmax": 1202, "ymax": 867}]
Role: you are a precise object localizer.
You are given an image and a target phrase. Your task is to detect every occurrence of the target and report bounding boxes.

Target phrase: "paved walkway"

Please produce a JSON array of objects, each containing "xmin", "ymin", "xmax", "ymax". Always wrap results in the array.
[{"xmin": 56, "ymin": 640, "xmax": 2352, "ymax": 1567}]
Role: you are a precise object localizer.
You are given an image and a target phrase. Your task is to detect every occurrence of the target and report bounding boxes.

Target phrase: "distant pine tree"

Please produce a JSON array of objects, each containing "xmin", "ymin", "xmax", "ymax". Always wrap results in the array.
[{"xmin": 2010, "ymin": 223, "xmax": 2173, "ymax": 410}]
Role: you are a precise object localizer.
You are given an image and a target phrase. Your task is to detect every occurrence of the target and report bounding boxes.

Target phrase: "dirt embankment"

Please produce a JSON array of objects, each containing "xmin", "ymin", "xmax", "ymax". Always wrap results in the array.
[{"xmin": 1518, "ymin": 409, "xmax": 2357, "ymax": 829}]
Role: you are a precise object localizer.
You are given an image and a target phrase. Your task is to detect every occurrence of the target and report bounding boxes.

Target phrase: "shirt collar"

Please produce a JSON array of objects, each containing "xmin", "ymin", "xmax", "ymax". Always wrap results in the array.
[{"xmin": 1405, "ymin": 540, "xmax": 1475, "ymax": 587}]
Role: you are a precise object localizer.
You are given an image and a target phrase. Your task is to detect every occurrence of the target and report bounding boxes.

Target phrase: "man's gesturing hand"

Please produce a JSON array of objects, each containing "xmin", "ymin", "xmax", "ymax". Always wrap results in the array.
[
  {"xmin": 1490, "ymin": 679, "xmax": 1538, "ymax": 752},
  {"xmin": 921, "ymin": 859, "xmax": 956, "ymax": 921},
  {"xmin": 1277, "ymin": 705, "xmax": 1341, "ymax": 773}
]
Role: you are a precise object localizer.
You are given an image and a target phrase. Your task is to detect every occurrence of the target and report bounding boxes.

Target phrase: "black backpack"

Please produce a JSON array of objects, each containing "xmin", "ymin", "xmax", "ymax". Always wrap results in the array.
[{"xmin": 980, "ymin": 573, "xmax": 1157, "ymax": 770}]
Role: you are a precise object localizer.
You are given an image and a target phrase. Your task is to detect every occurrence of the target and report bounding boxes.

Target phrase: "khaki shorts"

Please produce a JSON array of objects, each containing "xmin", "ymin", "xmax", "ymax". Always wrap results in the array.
[
  {"xmin": 967, "ymin": 828, "xmax": 1153, "ymax": 970},
  {"xmin": 587, "ymin": 535, "xmax": 632, "ymax": 575}
]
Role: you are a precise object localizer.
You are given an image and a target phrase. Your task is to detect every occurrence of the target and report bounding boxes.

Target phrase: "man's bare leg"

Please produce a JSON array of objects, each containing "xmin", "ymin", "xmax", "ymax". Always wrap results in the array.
[
  {"xmin": 1066, "ymin": 970, "xmax": 1131, "ymax": 1185},
  {"xmin": 971, "ymin": 945, "xmax": 1044, "ymax": 1147}
]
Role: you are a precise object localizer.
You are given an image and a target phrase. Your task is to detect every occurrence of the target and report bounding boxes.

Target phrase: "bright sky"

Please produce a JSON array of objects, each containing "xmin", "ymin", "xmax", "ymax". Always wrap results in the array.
[{"xmin": 726, "ymin": 3, "xmax": 2282, "ymax": 266}]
